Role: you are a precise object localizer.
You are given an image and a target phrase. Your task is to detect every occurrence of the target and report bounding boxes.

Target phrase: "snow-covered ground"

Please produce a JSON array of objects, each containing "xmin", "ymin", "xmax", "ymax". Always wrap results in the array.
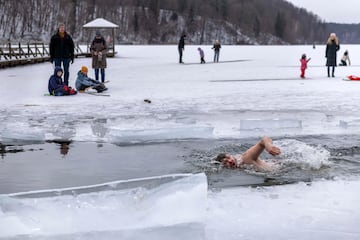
[
  {"xmin": 1, "ymin": 45, "xmax": 360, "ymax": 239},
  {"xmin": 2, "ymin": 45, "xmax": 360, "ymax": 143}
]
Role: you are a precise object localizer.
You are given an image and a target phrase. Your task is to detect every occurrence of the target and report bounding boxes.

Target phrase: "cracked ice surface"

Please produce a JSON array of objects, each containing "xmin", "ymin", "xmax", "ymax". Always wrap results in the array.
[{"xmin": 1, "ymin": 45, "xmax": 360, "ymax": 142}]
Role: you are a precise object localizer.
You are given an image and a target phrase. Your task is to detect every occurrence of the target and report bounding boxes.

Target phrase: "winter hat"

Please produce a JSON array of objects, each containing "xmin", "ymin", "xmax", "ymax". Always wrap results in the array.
[
  {"xmin": 81, "ymin": 66, "xmax": 88, "ymax": 74},
  {"xmin": 58, "ymin": 23, "xmax": 65, "ymax": 29},
  {"xmin": 96, "ymin": 30, "xmax": 101, "ymax": 36}
]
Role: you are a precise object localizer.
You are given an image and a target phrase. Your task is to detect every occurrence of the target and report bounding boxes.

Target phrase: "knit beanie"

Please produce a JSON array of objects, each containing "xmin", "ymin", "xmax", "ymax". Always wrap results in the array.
[{"xmin": 81, "ymin": 66, "xmax": 88, "ymax": 74}]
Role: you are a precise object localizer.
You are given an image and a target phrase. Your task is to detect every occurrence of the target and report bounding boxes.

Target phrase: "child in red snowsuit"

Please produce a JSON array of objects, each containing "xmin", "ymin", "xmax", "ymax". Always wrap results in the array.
[{"xmin": 300, "ymin": 54, "xmax": 311, "ymax": 78}]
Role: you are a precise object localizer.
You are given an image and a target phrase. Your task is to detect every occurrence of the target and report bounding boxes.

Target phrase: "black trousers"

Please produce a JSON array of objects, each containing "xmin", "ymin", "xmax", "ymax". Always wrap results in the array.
[{"xmin": 178, "ymin": 48, "xmax": 183, "ymax": 63}]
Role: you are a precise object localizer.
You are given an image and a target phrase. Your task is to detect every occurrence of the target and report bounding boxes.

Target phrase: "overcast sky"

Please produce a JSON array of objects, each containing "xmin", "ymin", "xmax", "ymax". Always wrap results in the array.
[{"xmin": 285, "ymin": 0, "xmax": 360, "ymax": 24}]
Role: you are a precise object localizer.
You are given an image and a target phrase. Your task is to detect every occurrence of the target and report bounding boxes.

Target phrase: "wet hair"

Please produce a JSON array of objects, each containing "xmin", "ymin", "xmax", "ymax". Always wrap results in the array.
[{"xmin": 215, "ymin": 153, "xmax": 227, "ymax": 163}]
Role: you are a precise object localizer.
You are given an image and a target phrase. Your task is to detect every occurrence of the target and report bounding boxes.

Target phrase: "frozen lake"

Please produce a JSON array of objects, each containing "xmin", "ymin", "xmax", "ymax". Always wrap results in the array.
[{"xmin": 1, "ymin": 45, "xmax": 360, "ymax": 239}]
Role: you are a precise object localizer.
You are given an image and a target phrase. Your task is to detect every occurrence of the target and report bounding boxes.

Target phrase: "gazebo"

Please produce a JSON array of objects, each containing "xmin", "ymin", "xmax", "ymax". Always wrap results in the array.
[{"xmin": 83, "ymin": 18, "xmax": 119, "ymax": 57}]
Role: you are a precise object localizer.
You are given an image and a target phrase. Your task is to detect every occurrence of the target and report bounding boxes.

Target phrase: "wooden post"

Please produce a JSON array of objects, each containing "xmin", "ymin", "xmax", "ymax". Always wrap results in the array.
[
  {"xmin": 8, "ymin": 41, "xmax": 11, "ymax": 59},
  {"xmin": 27, "ymin": 42, "xmax": 30, "ymax": 57},
  {"xmin": 18, "ymin": 42, "xmax": 21, "ymax": 58},
  {"xmin": 112, "ymin": 28, "xmax": 115, "ymax": 57}
]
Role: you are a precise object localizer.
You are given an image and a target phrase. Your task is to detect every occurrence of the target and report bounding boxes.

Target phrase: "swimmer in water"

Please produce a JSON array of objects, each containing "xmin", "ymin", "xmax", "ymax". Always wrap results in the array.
[{"xmin": 215, "ymin": 136, "xmax": 281, "ymax": 171}]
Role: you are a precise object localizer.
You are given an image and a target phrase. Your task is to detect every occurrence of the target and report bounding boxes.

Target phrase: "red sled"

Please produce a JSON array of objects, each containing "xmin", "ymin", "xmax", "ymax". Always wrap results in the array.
[{"xmin": 346, "ymin": 75, "xmax": 360, "ymax": 81}]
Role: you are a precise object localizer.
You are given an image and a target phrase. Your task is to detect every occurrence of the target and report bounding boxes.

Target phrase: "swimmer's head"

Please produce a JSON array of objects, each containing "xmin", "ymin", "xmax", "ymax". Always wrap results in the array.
[
  {"xmin": 215, "ymin": 153, "xmax": 227, "ymax": 162},
  {"xmin": 215, "ymin": 153, "xmax": 237, "ymax": 168}
]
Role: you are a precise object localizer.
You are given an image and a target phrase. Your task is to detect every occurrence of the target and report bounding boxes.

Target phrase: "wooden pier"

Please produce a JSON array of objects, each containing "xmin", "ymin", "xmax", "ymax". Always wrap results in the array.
[{"xmin": 0, "ymin": 42, "xmax": 86, "ymax": 68}]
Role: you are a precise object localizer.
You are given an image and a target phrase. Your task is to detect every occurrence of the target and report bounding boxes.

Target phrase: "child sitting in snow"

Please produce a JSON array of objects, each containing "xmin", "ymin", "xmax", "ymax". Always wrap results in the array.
[
  {"xmin": 48, "ymin": 66, "xmax": 77, "ymax": 96},
  {"xmin": 300, "ymin": 53, "xmax": 311, "ymax": 78},
  {"xmin": 197, "ymin": 47, "xmax": 206, "ymax": 64},
  {"xmin": 339, "ymin": 50, "xmax": 351, "ymax": 66},
  {"xmin": 75, "ymin": 66, "xmax": 107, "ymax": 93}
]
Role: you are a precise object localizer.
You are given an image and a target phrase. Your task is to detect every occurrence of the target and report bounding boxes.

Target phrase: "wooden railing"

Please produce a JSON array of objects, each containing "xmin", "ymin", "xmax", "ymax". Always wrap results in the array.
[{"xmin": 0, "ymin": 41, "xmax": 85, "ymax": 68}]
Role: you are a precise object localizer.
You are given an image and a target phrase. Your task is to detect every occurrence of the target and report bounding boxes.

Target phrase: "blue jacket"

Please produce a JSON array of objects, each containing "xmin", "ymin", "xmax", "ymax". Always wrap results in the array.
[
  {"xmin": 75, "ymin": 71, "xmax": 100, "ymax": 90},
  {"xmin": 48, "ymin": 67, "xmax": 65, "ymax": 94}
]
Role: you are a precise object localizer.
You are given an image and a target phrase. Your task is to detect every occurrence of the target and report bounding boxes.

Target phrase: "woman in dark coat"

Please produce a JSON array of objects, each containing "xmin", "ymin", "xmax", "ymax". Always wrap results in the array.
[
  {"xmin": 178, "ymin": 34, "xmax": 186, "ymax": 64},
  {"xmin": 325, "ymin": 33, "xmax": 340, "ymax": 77}
]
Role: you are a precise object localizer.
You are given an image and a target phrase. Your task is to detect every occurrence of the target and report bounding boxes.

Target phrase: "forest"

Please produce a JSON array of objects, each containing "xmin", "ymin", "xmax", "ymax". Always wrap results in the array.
[{"xmin": 0, "ymin": 0, "xmax": 357, "ymax": 45}]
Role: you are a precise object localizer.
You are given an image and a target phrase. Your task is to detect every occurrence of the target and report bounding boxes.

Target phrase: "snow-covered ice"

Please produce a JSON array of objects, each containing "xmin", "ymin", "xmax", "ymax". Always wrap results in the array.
[
  {"xmin": 1, "ymin": 44, "xmax": 360, "ymax": 239},
  {"xmin": 2, "ymin": 45, "xmax": 360, "ymax": 142}
]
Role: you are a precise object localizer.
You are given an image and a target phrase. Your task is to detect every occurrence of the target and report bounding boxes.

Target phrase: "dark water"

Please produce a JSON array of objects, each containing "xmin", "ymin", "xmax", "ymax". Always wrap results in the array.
[{"xmin": 1, "ymin": 135, "xmax": 360, "ymax": 194}]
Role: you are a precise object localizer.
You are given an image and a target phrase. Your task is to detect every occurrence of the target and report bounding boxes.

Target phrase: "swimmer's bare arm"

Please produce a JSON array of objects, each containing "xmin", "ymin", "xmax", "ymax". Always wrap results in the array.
[{"xmin": 241, "ymin": 136, "xmax": 281, "ymax": 166}]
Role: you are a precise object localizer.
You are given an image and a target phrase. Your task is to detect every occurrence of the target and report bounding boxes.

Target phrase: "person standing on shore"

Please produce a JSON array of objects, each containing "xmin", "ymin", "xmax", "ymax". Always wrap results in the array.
[
  {"xmin": 212, "ymin": 40, "xmax": 221, "ymax": 62},
  {"xmin": 49, "ymin": 23, "xmax": 75, "ymax": 86},
  {"xmin": 325, "ymin": 33, "xmax": 340, "ymax": 78},
  {"xmin": 91, "ymin": 31, "xmax": 108, "ymax": 83},
  {"xmin": 178, "ymin": 34, "xmax": 186, "ymax": 64}
]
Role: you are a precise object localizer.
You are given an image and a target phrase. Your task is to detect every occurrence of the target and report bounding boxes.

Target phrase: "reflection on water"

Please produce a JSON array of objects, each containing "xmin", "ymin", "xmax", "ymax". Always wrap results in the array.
[
  {"xmin": 0, "ymin": 144, "xmax": 25, "ymax": 158},
  {"xmin": 1, "ymin": 136, "xmax": 360, "ymax": 239},
  {"xmin": 1, "ymin": 135, "xmax": 360, "ymax": 192}
]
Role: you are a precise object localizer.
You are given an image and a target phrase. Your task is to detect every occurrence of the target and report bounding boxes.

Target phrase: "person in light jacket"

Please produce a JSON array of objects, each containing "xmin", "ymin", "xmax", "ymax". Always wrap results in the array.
[
  {"xmin": 75, "ymin": 66, "xmax": 107, "ymax": 93},
  {"xmin": 339, "ymin": 50, "xmax": 351, "ymax": 66},
  {"xmin": 198, "ymin": 47, "xmax": 206, "ymax": 64}
]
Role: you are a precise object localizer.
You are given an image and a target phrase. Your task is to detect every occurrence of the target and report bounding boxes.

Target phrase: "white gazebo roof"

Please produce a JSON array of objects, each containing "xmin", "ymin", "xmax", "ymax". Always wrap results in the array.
[{"xmin": 83, "ymin": 18, "xmax": 119, "ymax": 28}]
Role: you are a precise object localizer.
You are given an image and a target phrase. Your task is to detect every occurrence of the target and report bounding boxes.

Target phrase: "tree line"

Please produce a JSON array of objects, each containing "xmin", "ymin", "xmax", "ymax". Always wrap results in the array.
[{"xmin": 0, "ymin": 0, "xmax": 340, "ymax": 45}]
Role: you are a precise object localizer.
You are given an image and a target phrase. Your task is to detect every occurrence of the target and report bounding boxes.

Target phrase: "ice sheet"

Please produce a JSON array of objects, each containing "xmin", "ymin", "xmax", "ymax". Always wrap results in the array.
[
  {"xmin": 0, "ymin": 173, "xmax": 207, "ymax": 238},
  {"xmin": 206, "ymin": 178, "xmax": 360, "ymax": 240}
]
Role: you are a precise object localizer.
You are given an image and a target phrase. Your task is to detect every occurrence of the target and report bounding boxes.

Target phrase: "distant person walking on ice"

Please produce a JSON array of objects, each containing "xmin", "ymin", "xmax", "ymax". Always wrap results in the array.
[
  {"xmin": 178, "ymin": 34, "xmax": 186, "ymax": 63},
  {"xmin": 325, "ymin": 33, "xmax": 340, "ymax": 77},
  {"xmin": 212, "ymin": 40, "xmax": 221, "ymax": 62},
  {"xmin": 339, "ymin": 50, "xmax": 351, "ymax": 66},
  {"xmin": 49, "ymin": 23, "xmax": 75, "ymax": 86},
  {"xmin": 198, "ymin": 47, "xmax": 206, "ymax": 64},
  {"xmin": 300, "ymin": 54, "xmax": 311, "ymax": 78},
  {"xmin": 91, "ymin": 31, "xmax": 108, "ymax": 82}
]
